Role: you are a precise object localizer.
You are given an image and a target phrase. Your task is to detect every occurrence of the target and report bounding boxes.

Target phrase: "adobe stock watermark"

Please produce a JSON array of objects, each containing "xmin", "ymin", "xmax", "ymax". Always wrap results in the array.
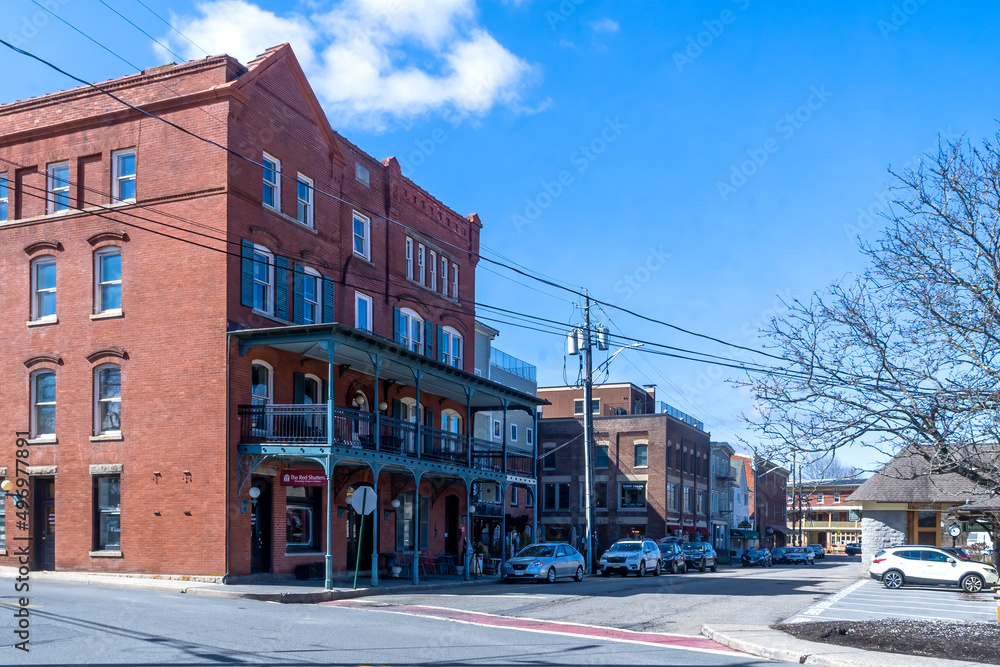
[
  {"xmin": 613, "ymin": 246, "xmax": 672, "ymax": 301},
  {"xmin": 681, "ymin": 289, "xmax": 793, "ymax": 399},
  {"xmin": 511, "ymin": 117, "xmax": 627, "ymax": 233},
  {"xmin": 546, "ymin": 0, "xmax": 586, "ymax": 30},
  {"xmin": 5, "ymin": 0, "xmax": 72, "ymax": 47},
  {"xmin": 673, "ymin": 0, "xmax": 751, "ymax": 73},
  {"xmin": 877, "ymin": 0, "xmax": 929, "ymax": 40},
  {"xmin": 843, "ymin": 126, "xmax": 961, "ymax": 242},
  {"xmin": 717, "ymin": 85, "xmax": 833, "ymax": 202}
]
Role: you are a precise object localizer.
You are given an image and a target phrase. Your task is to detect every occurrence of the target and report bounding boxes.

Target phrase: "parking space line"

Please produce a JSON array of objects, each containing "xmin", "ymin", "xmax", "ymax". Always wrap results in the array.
[
  {"xmin": 829, "ymin": 599, "xmax": 996, "ymax": 615},
  {"xmin": 823, "ymin": 606, "xmax": 993, "ymax": 621}
]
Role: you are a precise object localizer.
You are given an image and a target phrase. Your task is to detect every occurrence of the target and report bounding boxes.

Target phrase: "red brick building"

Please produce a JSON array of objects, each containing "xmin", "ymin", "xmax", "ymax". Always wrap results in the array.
[
  {"xmin": 786, "ymin": 478, "xmax": 865, "ymax": 552},
  {"xmin": 0, "ymin": 45, "xmax": 540, "ymax": 585},
  {"xmin": 733, "ymin": 455, "xmax": 789, "ymax": 549},
  {"xmin": 537, "ymin": 383, "xmax": 712, "ymax": 552}
]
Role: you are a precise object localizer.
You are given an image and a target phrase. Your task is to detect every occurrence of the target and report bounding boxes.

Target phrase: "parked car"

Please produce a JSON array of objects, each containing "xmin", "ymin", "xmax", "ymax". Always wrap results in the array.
[
  {"xmin": 741, "ymin": 548, "xmax": 772, "ymax": 568},
  {"xmin": 770, "ymin": 546, "xmax": 790, "ymax": 564},
  {"xmin": 681, "ymin": 543, "xmax": 717, "ymax": 572},
  {"xmin": 870, "ymin": 545, "xmax": 999, "ymax": 592},
  {"xmin": 599, "ymin": 539, "xmax": 661, "ymax": 577},
  {"xmin": 503, "ymin": 543, "xmax": 585, "ymax": 583},
  {"xmin": 845, "ymin": 543, "xmax": 862, "ymax": 556},
  {"xmin": 942, "ymin": 547, "xmax": 971, "ymax": 561},
  {"xmin": 783, "ymin": 546, "xmax": 815, "ymax": 565},
  {"xmin": 658, "ymin": 540, "xmax": 688, "ymax": 574},
  {"xmin": 808, "ymin": 544, "xmax": 826, "ymax": 559}
]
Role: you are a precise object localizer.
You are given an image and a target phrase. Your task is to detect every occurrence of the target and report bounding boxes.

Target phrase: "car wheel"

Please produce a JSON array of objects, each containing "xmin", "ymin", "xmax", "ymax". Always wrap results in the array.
[
  {"xmin": 671, "ymin": 561, "xmax": 678, "ymax": 574},
  {"xmin": 882, "ymin": 570, "xmax": 904, "ymax": 589},
  {"xmin": 574, "ymin": 566, "xmax": 584, "ymax": 582},
  {"xmin": 710, "ymin": 562, "xmax": 717, "ymax": 572},
  {"xmin": 637, "ymin": 562, "xmax": 646, "ymax": 578},
  {"xmin": 699, "ymin": 562, "xmax": 705, "ymax": 572},
  {"xmin": 546, "ymin": 568, "xmax": 556, "ymax": 584},
  {"xmin": 961, "ymin": 573, "xmax": 985, "ymax": 593},
  {"xmin": 601, "ymin": 569, "xmax": 611, "ymax": 577},
  {"xmin": 653, "ymin": 560, "xmax": 661, "ymax": 576}
]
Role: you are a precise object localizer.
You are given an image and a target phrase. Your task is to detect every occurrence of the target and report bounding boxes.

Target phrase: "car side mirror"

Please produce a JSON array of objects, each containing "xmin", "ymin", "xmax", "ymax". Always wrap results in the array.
[{"xmin": 947, "ymin": 558, "xmax": 955, "ymax": 564}]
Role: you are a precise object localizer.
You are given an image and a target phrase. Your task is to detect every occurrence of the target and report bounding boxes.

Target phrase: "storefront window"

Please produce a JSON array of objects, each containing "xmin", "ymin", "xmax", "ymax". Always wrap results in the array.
[{"xmin": 286, "ymin": 486, "xmax": 320, "ymax": 552}]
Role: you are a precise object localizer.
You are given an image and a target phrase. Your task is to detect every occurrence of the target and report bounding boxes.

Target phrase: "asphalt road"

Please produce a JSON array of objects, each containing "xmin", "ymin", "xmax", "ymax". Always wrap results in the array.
[
  {"xmin": 359, "ymin": 555, "xmax": 862, "ymax": 636},
  {"xmin": 0, "ymin": 578, "xmax": 797, "ymax": 666}
]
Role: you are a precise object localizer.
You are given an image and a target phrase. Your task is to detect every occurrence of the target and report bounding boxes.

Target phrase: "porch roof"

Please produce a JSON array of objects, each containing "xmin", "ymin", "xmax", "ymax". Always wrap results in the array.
[{"xmin": 231, "ymin": 322, "xmax": 547, "ymax": 414}]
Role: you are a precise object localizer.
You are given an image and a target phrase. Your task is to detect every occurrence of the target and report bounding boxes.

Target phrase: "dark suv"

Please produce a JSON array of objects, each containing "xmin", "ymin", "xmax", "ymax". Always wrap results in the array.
[
  {"xmin": 681, "ymin": 543, "xmax": 717, "ymax": 572},
  {"xmin": 658, "ymin": 540, "xmax": 688, "ymax": 574}
]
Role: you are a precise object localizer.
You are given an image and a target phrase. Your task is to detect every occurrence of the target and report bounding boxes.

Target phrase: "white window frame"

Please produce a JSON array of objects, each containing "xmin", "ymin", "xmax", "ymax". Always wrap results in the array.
[
  {"xmin": 251, "ymin": 360, "xmax": 273, "ymax": 435},
  {"xmin": 452, "ymin": 264, "xmax": 459, "ymax": 300},
  {"xmin": 405, "ymin": 237, "xmax": 414, "ymax": 280},
  {"xmin": 31, "ymin": 256, "xmax": 57, "ymax": 322},
  {"xmin": 353, "ymin": 210, "xmax": 371, "ymax": 260},
  {"xmin": 442, "ymin": 326, "xmax": 463, "ymax": 369},
  {"xmin": 252, "ymin": 245, "xmax": 274, "ymax": 316},
  {"xmin": 510, "ymin": 423, "xmax": 518, "ymax": 442},
  {"xmin": 834, "ymin": 492, "xmax": 840, "ymax": 503},
  {"xmin": 1, "ymin": 171, "xmax": 9, "ymax": 221},
  {"xmin": 511, "ymin": 486, "xmax": 518, "ymax": 506},
  {"xmin": 296, "ymin": 173, "xmax": 314, "ymax": 227},
  {"xmin": 355, "ymin": 291, "xmax": 373, "ymax": 331},
  {"xmin": 493, "ymin": 419, "xmax": 502, "ymax": 440},
  {"xmin": 634, "ymin": 444, "xmax": 648, "ymax": 468},
  {"xmin": 417, "ymin": 244, "xmax": 425, "ymax": 285},
  {"xmin": 47, "ymin": 161, "xmax": 70, "ymax": 215},
  {"xmin": 112, "ymin": 148, "xmax": 136, "ymax": 204},
  {"xmin": 94, "ymin": 363, "xmax": 122, "ymax": 436},
  {"xmin": 31, "ymin": 369, "xmax": 56, "ymax": 439},
  {"xmin": 817, "ymin": 492, "xmax": 824, "ymax": 504},
  {"xmin": 400, "ymin": 308, "xmax": 423, "ymax": 353},
  {"xmin": 355, "ymin": 162, "xmax": 370, "ymax": 186},
  {"xmin": 302, "ymin": 267, "xmax": 321, "ymax": 325},
  {"xmin": 94, "ymin": 247, "xmax": 122, "ymax": 315},
  {"xmin": 429, "ymin": 251, "xmax": 437, "ymax": 291},
  {"xmin": 526, "ymin": 427, "xmax": 533, "ymax": 446},
  {"xmin": 262, "ymin": 153, "xmax": 280, "ymax": 211},
  {"xmin": 302, "ymin": 373, "xmax": 322, "ymax": 405},
  {"xmin": 440, "ymin": 258, "xmax": 448, "ymax": 296}
]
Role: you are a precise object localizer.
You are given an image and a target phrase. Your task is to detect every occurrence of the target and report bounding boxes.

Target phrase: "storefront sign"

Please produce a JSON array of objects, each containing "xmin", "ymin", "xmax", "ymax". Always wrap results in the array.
[{"xmin": 280, "ymin": 471, "xmax": 327, "ymax": 487}]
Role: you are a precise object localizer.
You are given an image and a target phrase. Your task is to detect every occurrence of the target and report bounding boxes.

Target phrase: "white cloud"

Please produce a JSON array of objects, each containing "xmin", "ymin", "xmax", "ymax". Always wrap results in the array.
[
  {"xmin": 162, "ymin": 0, "xmax": 538, "ymax": 132},
  {"xmin": 590, "ymin": 17, "xmax": 619, "ymax": 33},
  {"xmin": 557, "ymin": 38, "xmax": 578, "ymax": 50}
]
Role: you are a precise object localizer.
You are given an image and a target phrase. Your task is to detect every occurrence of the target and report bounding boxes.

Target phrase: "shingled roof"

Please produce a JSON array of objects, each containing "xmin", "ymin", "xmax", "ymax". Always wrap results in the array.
[{"xmin": 849, "ymin": 445, "xmax": 1000, "ymax": 507}]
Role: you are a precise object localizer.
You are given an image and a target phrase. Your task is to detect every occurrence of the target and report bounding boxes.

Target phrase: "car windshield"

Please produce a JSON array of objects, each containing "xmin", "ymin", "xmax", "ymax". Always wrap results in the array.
[
  {"xmin": 788, "ymin": 547, "xmax": 807, "ymax": 553},
  {"xmin": 681, "ymin": 544, "xmax": 704, "ymax": 552},
  {"xmin": 747, "ymin": 549, "xmax": 765, "ymax": 556},
  {"xmin": 608, "ymin": 542, "xmax": 642, "ymax": 552},
  {"xmin": 517, "ymin": 545, "xmax": 555, "ymax": 558}
]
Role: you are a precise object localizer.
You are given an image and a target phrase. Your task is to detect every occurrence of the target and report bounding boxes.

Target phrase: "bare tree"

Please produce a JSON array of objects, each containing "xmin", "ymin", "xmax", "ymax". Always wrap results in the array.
[
  {"xmin": 800, "ymin": 453, "xmax": 860, "ymax": 482},
  {"xmin": 745, "ymin": 132, "xmax": 1000, "ymax": 497}
]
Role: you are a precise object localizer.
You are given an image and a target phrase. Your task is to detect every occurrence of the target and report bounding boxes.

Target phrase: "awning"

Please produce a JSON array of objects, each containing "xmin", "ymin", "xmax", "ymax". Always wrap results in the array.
[
  {"xmin": 683, "ymin": 526, "xmax": 696, "ymax": 535},
  {"xmin": 730, "ymin": 529, "xmax": 760, "ymax": 539},
  {"xmin": 769, "ymin": 524, "xmax": 791, "ymax": 535},
  {"xmin": 667, "ymin": 524, "xmax": 681, "ymax": 533},
  {"xmin": 697, "ymin": 527, "xmax": 710, "ymax": 537}
]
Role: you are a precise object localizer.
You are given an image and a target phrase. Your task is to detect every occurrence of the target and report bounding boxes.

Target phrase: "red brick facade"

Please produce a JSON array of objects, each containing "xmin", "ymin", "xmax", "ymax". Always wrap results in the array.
[{"xmin": 0, "ymin": 45, "xmax": 506, "ymax": 579}]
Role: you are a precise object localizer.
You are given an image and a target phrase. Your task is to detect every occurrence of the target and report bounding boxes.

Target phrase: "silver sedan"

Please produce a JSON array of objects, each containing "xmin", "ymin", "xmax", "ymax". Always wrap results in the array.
[{"xmin": 503, "ymin": 543, "xmax": 586, "ymax": 583}]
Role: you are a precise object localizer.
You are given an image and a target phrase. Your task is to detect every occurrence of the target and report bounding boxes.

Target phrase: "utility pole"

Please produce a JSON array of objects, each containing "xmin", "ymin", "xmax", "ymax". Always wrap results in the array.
[{"xmin": 581, "ymin": 292, "xmax": 595, "ymax": 574}]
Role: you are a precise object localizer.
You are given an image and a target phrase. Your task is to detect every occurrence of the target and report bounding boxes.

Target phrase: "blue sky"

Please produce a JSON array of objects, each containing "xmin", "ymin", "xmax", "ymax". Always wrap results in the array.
[{"xmin": 4, "ymin": 0, "xmax": 1000, "ymax": 469}]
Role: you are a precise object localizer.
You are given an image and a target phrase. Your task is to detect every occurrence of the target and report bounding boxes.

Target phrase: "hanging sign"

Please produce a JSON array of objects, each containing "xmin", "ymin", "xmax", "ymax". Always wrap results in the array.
[{"xmin": 280, "ymin": 471, "xmax": 327, "ymax": 487}]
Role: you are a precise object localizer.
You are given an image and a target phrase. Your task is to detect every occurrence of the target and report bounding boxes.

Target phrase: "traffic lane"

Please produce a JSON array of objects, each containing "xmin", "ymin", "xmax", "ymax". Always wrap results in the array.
[
  {"xmin": 786, "ymin": 579, "xmax": 999, "ymax": 624},
  {"xmin": 3, "ymin": 581, "xmax": 793, "ymax": 667},
  {"xmin": 363, "ymin": 559, "xmax": 861, "ymax": 635}
]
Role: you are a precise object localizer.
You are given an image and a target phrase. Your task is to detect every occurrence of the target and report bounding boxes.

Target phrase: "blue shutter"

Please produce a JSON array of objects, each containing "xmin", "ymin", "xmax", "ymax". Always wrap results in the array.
[
  {"xmin": 275, "ymin": 255, "xmax": 289, "ymax": 320},
  {"xmin": 424, "ymin": 320, "xmax": 434, "ymax": 357},
  {"xmin": 322, "ymin": 276, "xmax": 336, "ymax": 323},
  {"xmin": 292, "ymin": 264, "xmax": 304, "ymax": 325},
  {"xmin": 293, "ymin": 372, "xmax": 305, "ymax": 404},
  {"xmin": 241, "ymin": 240, "xmax": 254, "ymax": 307},
  {"xmin": 393, "ymin": 307, "xmax": 403, "ymax": 344},
  {"xmin": 438, "ymin": 325, "xmax": 446, "ymax": 363}
]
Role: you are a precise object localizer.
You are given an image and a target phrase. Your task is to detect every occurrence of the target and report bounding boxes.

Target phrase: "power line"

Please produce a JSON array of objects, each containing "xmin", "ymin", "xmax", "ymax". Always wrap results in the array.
[
  {"xmin": 131, "ymin": 0, "xmax": 211, "ymax": 57},
  {"xmin": 97, "ymin": 0, "xmax": 189, "ymax": 65}
]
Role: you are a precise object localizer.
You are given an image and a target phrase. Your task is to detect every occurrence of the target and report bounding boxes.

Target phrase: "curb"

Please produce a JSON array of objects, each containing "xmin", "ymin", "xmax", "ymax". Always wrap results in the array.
[{"xmin": 701, "ymin": 624, "xmax": 981, "ymax": 667}]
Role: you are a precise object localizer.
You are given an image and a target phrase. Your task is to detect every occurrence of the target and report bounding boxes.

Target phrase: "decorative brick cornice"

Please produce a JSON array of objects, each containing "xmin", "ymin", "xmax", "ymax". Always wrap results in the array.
[
  {"xmin": 24, "ymin": 353, "xmax": 63, "ymax": 368},
  {"xmin": 86, "ymin": 347, "xmax": 129, "ymax": 363},
  {"xmin": 24, "ymin": 240, "xmax": 64, "ymax": 255}
]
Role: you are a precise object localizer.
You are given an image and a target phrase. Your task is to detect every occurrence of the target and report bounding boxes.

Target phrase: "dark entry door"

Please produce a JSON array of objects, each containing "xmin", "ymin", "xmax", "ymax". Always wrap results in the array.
[
  {"xmin": 347, "ymin": 508, "xmax": 374, "ymax": 571},
  {"xmin": 445, "ymin": 495, "xmax": 459, "ymax": 555},
  {"xmin": 34, "ymin": 478, "xmax": 55, "ymax": 570},
  {"xmin": 250, "ymin": 477, "xmax": 272, "ymax": 574}
]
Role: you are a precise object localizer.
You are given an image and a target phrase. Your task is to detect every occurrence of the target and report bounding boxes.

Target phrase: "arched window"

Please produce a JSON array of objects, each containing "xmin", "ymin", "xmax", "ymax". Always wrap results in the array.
[
  {"xmin": 31, "ymin": 256, "xmax": 57, "ymax": 322},
  {"xmin": 94, "ymin": 364, "xmax": 121, "ymax": 436},
  {"xmin": 303, "ymin": 374, "xmax": 321, "ymax": 405},
  {"xmin": 441, "ymin": 409, "xmax": 461, "ymax": 433},
  {"xmin": 30, "ymin": 370, "xmax": 56, "ymax": 439},
  {"xmin": 400, "ymin": 308, "xmax": 423, "ymax": 353}
]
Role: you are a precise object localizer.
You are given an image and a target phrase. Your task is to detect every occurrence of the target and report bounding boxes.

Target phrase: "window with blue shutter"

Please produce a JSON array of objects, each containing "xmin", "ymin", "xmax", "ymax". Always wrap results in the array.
[
  {"xmin": 322, "ymin": 276, "xmax": 336, "ymax": 323},
  {"xmin": 393, "ymin": 307, "xmax": 403, "ymax": 344},
  {"xmin": 292, "ymin": 264, "xmax": 305, "ymax": 324},
  {"xmin": 275, "ymin": 256, "xmax": 289, "ymax": 320},
  {"xmin": 241, "ymin": 240, "xmax": 254, "ymax": 307},
  {"xmin": 424, "ymin": 320, "xmax": 433, "ymax": 357},
  {"xmin": 437, "ymin": 325, "xmax": 446, "ymax": 363}
]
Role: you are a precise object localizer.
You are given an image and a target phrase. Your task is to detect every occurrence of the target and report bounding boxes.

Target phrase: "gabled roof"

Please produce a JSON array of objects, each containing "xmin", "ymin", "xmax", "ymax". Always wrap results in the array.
[{"xmin": 849, "ymin": 446, "xmax": 1000, "ymax": 506}]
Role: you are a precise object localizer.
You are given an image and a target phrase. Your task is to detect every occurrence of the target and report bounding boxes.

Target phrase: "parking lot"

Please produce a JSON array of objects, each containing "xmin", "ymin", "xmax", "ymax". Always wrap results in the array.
[{"xmin": 785, "ymin": 578, "xmax": 999, "ymax": 624}]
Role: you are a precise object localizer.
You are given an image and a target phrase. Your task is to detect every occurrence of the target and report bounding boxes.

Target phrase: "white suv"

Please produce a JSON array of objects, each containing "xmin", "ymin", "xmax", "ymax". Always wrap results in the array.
[
  {"xmin": 599, "ymin": 539, "xmax": 661, "ymax": 577},
  {"xmin": 870, "ymin": 545, "xmax": 999, "ymax": 592}
]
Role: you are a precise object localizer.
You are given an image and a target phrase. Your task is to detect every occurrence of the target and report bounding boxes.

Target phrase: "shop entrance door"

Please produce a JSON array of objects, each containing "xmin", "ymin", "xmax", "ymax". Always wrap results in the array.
[
  {"xmin": 250, "ymin": 477, "xmax": 272, "ymax": 574},
  {"xmin": 34, "ymin": 478, "xmax": 55, "ymax": 570}
]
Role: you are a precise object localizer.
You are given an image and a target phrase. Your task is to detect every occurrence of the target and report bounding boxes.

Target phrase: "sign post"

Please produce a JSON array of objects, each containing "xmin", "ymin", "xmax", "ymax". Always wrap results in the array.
[{"xmin": 350, "ymin": 486, "xmax": 377, "ymax": 590}]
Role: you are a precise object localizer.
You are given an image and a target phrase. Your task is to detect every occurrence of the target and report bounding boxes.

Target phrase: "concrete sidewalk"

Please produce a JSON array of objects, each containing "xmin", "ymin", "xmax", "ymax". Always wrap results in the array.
[
  {"xmin": 0, "ymin": 567, "xmax": 501, "ymax": 603},
  {"xmin": 701, "ymin": 623, "xmax": 982, "ymax": 666}
]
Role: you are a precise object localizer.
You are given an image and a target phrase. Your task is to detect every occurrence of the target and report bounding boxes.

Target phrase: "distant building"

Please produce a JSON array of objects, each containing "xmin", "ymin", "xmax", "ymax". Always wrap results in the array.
[
  {"xmin": 735, "ymin": 455, "xmax": 789, "ymax": 549},
  {"xmin": 537, "ymin": 383, "xmax": 711, "ymax": 553},
  {"xmin": 786, "ymin": 478, "xmax": 865, "ymax": 553},
  {"xmin": 710, "ymin": 442, "xmax": 736, "ymax": 563}
]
